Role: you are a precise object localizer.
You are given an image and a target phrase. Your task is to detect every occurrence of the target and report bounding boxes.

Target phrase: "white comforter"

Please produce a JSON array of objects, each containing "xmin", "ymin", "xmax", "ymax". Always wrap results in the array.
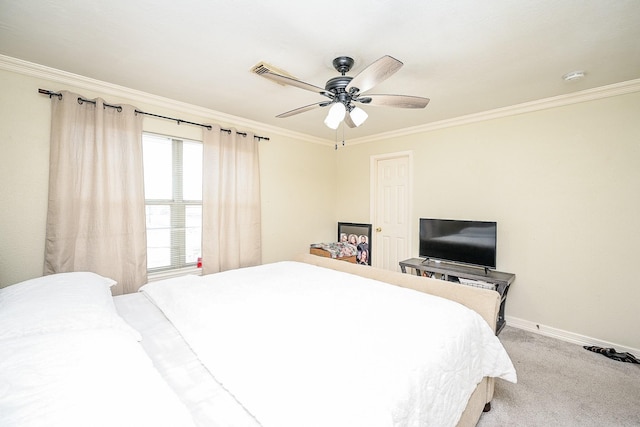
[
  {"xmin": 0, "ymin": 328, "xmax": 196, "ymax": 427},
  {"xmin": 141, "ymin": 261, "xmax": 516, "ymax": 427}
]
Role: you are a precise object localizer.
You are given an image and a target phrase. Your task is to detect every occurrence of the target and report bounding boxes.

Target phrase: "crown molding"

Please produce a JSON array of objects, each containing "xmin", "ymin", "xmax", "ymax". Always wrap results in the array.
[
  {"xmin": 348, "ymin": 78, "xmax": 640, "ymax": 145},
  {"xmin": 3, "ymin": 54, "xmax": 638, "ymax": 147},
  {"xmin": 0, "ymin": 54, "xmax": 329, "ymax": 146}
]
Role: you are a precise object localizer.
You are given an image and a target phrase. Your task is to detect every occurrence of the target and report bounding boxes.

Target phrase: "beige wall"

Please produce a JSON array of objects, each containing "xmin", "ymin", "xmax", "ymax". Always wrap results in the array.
[
  {"xmin": 336, "ymin": 92, "xmax": 640, "ymax": 351},
  {"xmin": 2, "ymin": 63, "xmax": 639, "ymax": 352},
  {"xmin": 0, "ymin": 68, "xmax": 337, "ymax": 287}
]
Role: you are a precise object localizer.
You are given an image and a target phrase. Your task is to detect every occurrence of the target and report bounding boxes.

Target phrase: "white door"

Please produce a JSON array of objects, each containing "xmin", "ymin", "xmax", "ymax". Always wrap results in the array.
[{"xmin": 371, "ymin": 152, "xmax": 412, "ymax": 271}]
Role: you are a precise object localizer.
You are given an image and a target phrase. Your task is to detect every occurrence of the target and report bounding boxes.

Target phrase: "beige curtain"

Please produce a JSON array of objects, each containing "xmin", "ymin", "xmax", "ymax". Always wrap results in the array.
[
  {"xmin": 44, "ymin": 91, "xmax": 147, "ymax": 295},
  {"xmin": 202, "ymin": 125, "xmax": 261, "ymax": 274}
]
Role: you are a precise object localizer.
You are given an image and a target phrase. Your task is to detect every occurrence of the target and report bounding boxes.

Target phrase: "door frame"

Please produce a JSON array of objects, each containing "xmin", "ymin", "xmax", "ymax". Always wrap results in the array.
[{"xmin": 369, "ymin": 151, "xmax": 413, "ymax": 269}]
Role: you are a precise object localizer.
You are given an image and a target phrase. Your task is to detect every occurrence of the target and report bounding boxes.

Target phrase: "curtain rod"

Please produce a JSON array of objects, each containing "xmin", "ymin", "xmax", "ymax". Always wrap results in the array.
[{"xmin": 38, "ymin": 89, "xmax": 270, "ymax": 141}]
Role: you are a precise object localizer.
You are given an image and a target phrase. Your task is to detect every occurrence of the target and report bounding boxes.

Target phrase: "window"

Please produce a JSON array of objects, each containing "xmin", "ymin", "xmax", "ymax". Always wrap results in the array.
[{"xmin": 143, "ymin": 133, "xmax": 202, "ymax": 272}]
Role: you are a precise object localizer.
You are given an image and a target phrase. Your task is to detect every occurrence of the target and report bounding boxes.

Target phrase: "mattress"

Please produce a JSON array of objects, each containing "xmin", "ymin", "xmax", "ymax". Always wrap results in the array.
[
  {"xmin": 138, "ymin": 261, "xmax": 516, "ymax": 427},
  {"xmin": 114, "ymin": 293, "xmax": 259, "ymax": 427}
]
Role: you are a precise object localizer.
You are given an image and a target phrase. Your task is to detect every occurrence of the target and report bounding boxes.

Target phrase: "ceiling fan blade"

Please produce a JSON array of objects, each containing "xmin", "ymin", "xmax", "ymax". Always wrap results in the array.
[
  {"xmin": 276, "ymin": 101, "xmax": 328, "ymax": 118},
  {"xmin": 262, "ymin": 70, "xmax": 332, "ymax": 97},
  {"xmin": 343, "ymin": 111, "xmax": 357, "ymax": 128},
  {"xmin": 356, "ymin": 94, "xmax": 430, "ymax": 109},
  {"xmin": 346, "ymin": 55, "xmax": 403, "ymax": 95}
]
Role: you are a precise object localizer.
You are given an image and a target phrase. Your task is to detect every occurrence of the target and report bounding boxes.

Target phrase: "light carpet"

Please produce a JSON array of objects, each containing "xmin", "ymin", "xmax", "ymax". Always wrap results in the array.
[{"xmin": 477, "ymin": 326, "xmax": 640, "ymax": 426}]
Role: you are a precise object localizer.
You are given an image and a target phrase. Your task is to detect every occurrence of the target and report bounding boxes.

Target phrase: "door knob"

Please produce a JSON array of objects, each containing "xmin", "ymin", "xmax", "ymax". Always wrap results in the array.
[{"xmin": 376, "ymin": 227, "xmax": 382, "ymax": 232}]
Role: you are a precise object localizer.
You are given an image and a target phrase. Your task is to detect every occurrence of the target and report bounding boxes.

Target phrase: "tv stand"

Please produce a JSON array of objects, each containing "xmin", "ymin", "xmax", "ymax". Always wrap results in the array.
[
  {"xmin": 400, "ymin": 258, "xmax": 515, "ymax": 334},
  {"xmin": 422, "ymin": 258, "xmax": 490, "ymax": 275}
]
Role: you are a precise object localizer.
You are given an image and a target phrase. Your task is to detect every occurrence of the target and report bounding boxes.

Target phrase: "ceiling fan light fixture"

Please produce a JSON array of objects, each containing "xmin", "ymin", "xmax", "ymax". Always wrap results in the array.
[
  {"xmin": 324, "ymin": 102, "xmax": 346, "ymax": 129},
  {"xmin": 265, "ymin": 55, "xmax": 429, "ymax": 128},
  {"xmin": 350, "ymin": 106, "xmax": 368, "ymax": 127}
]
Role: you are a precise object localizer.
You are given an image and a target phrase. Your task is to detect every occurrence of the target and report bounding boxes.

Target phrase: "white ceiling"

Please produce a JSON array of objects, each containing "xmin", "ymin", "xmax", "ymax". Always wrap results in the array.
[{"xmin": 1, "ymin": 0, "xmax": 639, "ymax": 141}]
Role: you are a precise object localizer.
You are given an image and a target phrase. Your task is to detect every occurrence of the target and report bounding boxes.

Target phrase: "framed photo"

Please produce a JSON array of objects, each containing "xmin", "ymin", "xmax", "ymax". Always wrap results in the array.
[{"xmin": 338, "ymin": 222, "xmax": 372, "ymax": 266}]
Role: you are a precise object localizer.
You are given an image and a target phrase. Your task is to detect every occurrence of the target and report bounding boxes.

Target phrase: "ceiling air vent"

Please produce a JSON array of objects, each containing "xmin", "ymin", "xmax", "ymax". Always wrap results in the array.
[{"xmin": 250, "ymin": 61, "xmax": 296, "ymax": 85}]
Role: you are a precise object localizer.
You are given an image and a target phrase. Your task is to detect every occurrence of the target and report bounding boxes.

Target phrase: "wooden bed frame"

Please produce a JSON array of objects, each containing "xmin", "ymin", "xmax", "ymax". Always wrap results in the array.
[{"xmin": 296, "ymin": 253, "xmax": 501, "ymax": 427}]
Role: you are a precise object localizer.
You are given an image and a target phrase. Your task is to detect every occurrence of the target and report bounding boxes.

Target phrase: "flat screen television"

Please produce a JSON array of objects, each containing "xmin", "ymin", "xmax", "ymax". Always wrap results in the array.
[{"xmin": 419, "ymin": 218, "xmax": 497, "ymax": 269}]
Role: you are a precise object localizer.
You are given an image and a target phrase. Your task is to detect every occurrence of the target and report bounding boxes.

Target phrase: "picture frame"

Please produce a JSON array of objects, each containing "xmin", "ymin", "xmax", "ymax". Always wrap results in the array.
[{"xmin": 338, "ymin": 222, "xmax": 372, "ymax": 266}]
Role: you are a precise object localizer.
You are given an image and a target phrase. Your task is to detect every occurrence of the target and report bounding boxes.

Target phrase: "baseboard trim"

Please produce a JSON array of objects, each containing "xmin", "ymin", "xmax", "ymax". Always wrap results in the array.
[{"xmin": 505, "ymin": 316, "xmax": 639, "ymax": 356}]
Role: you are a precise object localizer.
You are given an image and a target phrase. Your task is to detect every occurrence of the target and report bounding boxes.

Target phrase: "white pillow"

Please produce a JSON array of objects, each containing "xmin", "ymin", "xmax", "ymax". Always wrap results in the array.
[{"xmin": 0, "ymin": 272, "xmax": 141, "ymax": 341}]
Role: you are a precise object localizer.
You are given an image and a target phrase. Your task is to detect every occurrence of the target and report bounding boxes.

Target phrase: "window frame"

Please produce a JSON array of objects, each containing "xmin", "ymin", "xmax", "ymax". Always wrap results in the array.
[{"xmin": 143, "ymin": 132, "xmax": 202, "ymax": 276}]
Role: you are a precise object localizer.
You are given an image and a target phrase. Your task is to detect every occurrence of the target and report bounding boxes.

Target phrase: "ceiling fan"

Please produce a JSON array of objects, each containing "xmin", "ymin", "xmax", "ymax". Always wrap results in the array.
[{"xmin": 258, "ymin": 55, "xmax": 430, "ymax": 129}]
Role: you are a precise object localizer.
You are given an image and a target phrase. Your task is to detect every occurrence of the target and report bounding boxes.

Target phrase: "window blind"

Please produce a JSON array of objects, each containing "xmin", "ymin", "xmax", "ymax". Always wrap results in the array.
[{"xmin": 143, "ymin": 133, "xmax": 202, "ymax": 272}]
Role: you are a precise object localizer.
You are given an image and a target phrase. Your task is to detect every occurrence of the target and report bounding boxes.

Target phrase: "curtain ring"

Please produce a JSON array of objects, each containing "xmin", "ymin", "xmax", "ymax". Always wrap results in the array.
[{"xmin": 77, "ymin": 97, "xmax": 84, "ymax": 105}]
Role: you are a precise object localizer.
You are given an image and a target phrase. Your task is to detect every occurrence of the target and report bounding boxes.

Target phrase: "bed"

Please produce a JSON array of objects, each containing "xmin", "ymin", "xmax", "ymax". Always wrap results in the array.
[
  {"xmin": 0, "ymin": 272, "xmax": 197, "ymax": 427},
  {"xmin": 0, "ymin": 254, "xmax": 516, "ymax": 427}
]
